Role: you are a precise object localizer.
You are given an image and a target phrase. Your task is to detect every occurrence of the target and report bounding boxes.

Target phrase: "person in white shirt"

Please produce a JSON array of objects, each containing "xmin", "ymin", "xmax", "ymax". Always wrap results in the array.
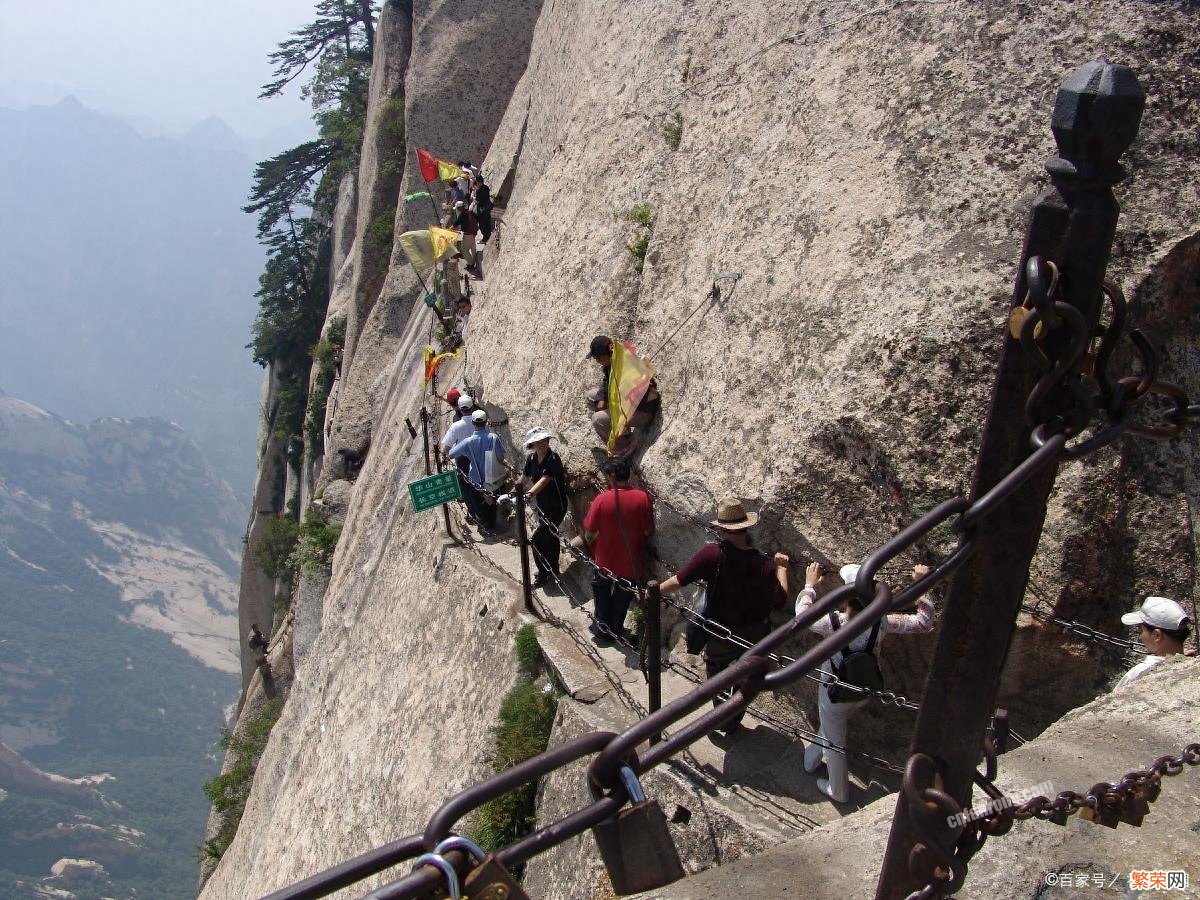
[
  {"xmin": 1115, "ymin": 596, "xmax": 1191, "ymax": 690},
  {"xmin": 795, "ymin": 561, "xmax": 936, "ymax": 802}
]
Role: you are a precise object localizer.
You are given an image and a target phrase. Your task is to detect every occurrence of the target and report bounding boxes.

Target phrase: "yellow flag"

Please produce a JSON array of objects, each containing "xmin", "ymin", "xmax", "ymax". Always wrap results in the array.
[
  {"xmin": 437, "ymin": 160, "xmax": 465, "ymax": 182},
  {"xmin": 607, "ymin": 341, "xmax": 656, "ymax": 450},
  {"xmin": 398, "ymin": 229, "xmax": 437, "ymax": 274},
  {"xmin": 428, "ymin": 226, "xmax": 460, "ymax": 262},
  {"xmin": 423, "ymin": 345, "xmax": 460, "ymax": 384}
]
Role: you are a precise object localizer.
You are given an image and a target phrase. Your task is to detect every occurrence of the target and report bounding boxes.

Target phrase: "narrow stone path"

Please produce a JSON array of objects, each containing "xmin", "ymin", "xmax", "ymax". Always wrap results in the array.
[{"xmin": 448, "ymin": 507, "xmax": 902, "ymax": 842}]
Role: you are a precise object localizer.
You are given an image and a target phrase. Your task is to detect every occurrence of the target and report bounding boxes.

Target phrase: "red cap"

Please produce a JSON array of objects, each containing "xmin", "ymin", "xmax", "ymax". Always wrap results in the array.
[{"xmin": 446, "ymin": 388, "xmax": 462, "ymax": 404}]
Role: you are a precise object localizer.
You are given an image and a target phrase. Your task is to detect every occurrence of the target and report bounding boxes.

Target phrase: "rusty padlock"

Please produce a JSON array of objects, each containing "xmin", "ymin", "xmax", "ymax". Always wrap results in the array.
[
  {"xmin": 1117, "ymin": 786, "xmax": 1151, "ymax": 827},
  {"xmin": 591, "ymin": 766, "xmax": 686, "ymax": 895},
  {"xmin": 1076, "ymin": 785, "xmax": 1120, "ymax": 829},
  {"xmin": 432, "ymin": 837, "xmax": 531, "ymax": 900}
]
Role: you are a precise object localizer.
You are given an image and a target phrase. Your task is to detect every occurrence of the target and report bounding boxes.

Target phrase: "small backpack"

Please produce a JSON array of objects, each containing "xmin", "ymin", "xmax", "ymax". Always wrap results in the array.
[{"xmin": 826, "ymin": 613, "xmax": 884, "ymax": 703}]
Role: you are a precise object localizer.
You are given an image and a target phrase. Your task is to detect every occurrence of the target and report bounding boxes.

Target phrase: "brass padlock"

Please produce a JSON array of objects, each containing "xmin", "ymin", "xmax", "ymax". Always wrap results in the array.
[
  {"xmin": 461, "ymin": 854, "xmax": 531, "ymax": 900},
  {"xmin": 591, "ymin": 767, "xmax": 686, "ymax": 896}
]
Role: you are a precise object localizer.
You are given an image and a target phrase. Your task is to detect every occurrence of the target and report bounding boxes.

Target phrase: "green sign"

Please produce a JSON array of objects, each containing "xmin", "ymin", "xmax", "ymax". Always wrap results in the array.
[{"xmin": 408, "ymin": 470, "xmax": 462, "ymax": 512}]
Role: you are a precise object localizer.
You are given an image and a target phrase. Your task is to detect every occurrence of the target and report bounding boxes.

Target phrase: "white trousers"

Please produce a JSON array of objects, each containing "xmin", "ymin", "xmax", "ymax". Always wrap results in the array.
[{"xmin": 804, "ymin": 687, "xmax": 867, "ymax": 801}]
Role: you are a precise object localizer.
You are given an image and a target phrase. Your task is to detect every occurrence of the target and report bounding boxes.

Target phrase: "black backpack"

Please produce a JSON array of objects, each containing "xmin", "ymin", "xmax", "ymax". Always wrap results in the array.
[{"xmin": 826, "ymin": 613, "xmax": 884, "ymax": 703}]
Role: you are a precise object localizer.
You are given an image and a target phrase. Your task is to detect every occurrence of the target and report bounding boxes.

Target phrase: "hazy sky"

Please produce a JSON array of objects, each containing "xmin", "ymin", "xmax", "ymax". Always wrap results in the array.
[{"xmin": 0, "ymin": 0, "xmax": 319, "ymax": 141}]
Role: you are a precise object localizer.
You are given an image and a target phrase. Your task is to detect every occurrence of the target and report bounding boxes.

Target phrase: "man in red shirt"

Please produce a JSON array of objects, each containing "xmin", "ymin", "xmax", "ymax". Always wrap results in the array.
[
  {"xmin": 572, "ymin": 458, "xmax": 654, "ymax": 646},
  {"xmin": 658, "ymin": 498, "xmax": 790, "ymax": 734}
]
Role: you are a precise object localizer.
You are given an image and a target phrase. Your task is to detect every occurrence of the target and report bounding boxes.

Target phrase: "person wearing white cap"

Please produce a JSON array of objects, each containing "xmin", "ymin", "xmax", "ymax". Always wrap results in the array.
[
  {"xmin": 440, "ymin": 395, "xmax": 480, "ymax": 464},
  {"xmin": 449, "ymin": 409, "xmax": 505, "ymax": 529},
  {"xmin": 509, "ymin": 427, "xmax": 568, "ymax": 587},
  {"xmin": 795, "ymin": 561, "xmax": 936, "ymax": 802},
  {"xmin": 1115, "ymin": 596, "xmax": 1192, "ymax": 689}
]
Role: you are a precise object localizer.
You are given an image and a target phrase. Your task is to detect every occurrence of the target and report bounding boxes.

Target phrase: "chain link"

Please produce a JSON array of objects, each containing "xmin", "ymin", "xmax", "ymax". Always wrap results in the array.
[{"xmin": 279, "ymin": 255, "xmax": 1200, "ymax": 900}]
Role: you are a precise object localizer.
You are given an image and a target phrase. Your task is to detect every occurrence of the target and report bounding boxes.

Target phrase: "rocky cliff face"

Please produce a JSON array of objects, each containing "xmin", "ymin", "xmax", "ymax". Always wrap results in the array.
[{"xmin": 207, "ymin": 1, "xmax": 1199, "ymax": 897}]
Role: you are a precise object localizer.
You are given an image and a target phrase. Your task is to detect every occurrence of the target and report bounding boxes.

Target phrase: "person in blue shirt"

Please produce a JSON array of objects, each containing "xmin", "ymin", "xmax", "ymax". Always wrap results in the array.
[{"xmin": 449, "ymin": 409, "xmax": 505, "ymax": 529}]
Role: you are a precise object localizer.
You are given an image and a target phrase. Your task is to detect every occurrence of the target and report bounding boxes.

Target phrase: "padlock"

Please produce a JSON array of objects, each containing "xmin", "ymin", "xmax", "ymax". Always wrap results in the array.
[
  {"xmin": 1043, "ymin": 803, "xmax": 1070, "ymax": 826},
  {"xmin": 461, "ymin": 854, "xmax": 531, "ymax": 900},
  {"xmin": 591, "ymin": 766, "xmax": 686, "ymax": 895},
  {"xmin": 1117, "ymin": 787, "xmax": 1151, "ymax": 827},
  {"xmin": 1076, "ymin": 785, "xmax": 1120, "ymax": 829}
]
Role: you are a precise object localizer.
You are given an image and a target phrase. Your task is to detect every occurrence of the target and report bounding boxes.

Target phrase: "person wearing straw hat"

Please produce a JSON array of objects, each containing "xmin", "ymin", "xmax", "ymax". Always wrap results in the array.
[
  {"xmin": 795, "ymin": 561, "xmax": 935, "ymax": 802},
  {"xmin": 511, "ymin": 426, "xmax": 568, "ymax": 587},
  {"xmin": 1115, "ymin": 596, "xmax": 1191, "ymax": 689},
  {"xmin": 657, "ymin": 498, "xmax": 790, "ymax": 735}
]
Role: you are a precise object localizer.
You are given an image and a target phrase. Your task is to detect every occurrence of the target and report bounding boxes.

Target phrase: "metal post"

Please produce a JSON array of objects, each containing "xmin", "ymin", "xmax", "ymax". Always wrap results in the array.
[
  {"xmin": 421, "ymin": 407, "xmax": 454, "ymax": 539},
  {"xmin": 876, "ymin": 61, "xmax": 1144, "ymax": 899},
  {"xmin": 515, "ymin": 484, "xmax": 536, "ymax": 616},
  {"xmin": 419, "ymin": 407, "xmax": 433, "ymax": 476},
  {"xmin": 646, "ymin": 581, "xmax": 663, "ymax": 744}
]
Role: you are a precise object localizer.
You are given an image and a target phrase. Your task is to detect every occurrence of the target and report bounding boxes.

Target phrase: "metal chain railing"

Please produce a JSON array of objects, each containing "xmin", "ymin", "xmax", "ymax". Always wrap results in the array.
[{"xmin": 264, "ymin": 248, "xmax": 1198, "ymax": 900}]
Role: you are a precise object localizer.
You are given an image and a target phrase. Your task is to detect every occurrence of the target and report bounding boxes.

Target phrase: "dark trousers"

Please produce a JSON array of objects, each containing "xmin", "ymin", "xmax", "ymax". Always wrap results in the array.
[
  {"xmin": 461, "ymin": 476, "xmax": 496, "ymax": 528},
  {"xmin": 591, "ymin": 577, "xmax": 635, "ymax": 640},
  {"xmin": 477, "ymin": 212, "xmax": 493, "ymax": 242},
  {"xmin": 704, "ymin": 654, "xmax": 745, "ymax": 730},
  {"xmin": 531, "ymin": 510, "xmax": 564, "ymax": 576}
]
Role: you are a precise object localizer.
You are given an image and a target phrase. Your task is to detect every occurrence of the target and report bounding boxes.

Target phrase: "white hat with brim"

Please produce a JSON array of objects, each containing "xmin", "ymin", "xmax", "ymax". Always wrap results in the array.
[
  {"xmin": 710, "ymin": 498, "xmax": 758, "ymax": 531},
  {"xmin": 839, "ymin": 564, "xmax": 861, "ymax": 586},
  {"xmin": 1121, "ymin": 596, "xmax": 1188, "ymax": 630},
  {"xmin": 524, "ymin": 426, "xmax": 553, "ymax": 448}
]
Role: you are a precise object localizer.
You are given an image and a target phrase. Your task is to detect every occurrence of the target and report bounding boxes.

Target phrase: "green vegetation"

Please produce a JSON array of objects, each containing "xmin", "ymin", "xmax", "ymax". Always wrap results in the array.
[
  {"xmin": 624, "ymin": 203, "xmax": 655, "ymax": 228},
  {"xmin": 254, "ymin": 516, "xmax": 301, "ymax": 581},
  {"xmin": 622, "ymin": 203, "xmax": 654, "ymax": 271},
  {"xmin": 366, "ymin": 207, "xmax": 397, "ymax": 254},
  {"xmin": 662, "ymin": 111, "xmax": 683, "ymax": 151},
  {"xmin": 247, "ymin": 1, "xmax": 376, "ymax": 466},
  {"xmin": 468, "ymin": 629, "xmax": 559, "ymax": 859},
  {"xmin": 202, "ymin": 698, "xmax": 284, "ymax": 859},
  {"xmin": 627, "ymin": 233, "xmax": 651, "ymax": 266},
  {"xmin": 291, "ymin": 508, "xmax": 342, "ymax": 574},
  {"xmin": 304, "ymin": 320, "xmax": 344, "ymax": 454}
]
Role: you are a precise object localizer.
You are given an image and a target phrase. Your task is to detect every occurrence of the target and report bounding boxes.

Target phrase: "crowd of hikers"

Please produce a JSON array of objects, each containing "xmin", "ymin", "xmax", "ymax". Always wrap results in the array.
[{"xmin": 408, "ymin": 155, "xmax": 1196, "ymax": 807}]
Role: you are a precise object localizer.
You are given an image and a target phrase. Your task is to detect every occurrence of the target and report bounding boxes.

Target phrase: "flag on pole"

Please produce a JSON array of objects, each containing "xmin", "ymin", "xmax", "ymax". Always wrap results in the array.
[
  {"xmin": 606, "ymin": 341, "xmax": 656, "ymax": 450},
  {"xmin": 416, "ymin": 148, "xmax": 439, "ymax": 182},
  {"xmin": 404, "ymin": 190, "xmax": 432, "ymax": 202},
  {"xmin": 437, "ymin": 159, "xmax": 465, "ymax": 182},
  {"xmin": 398, "ymin": 229, "xmax": 438, "ymax": 274},
  {"xmin": 428, "ymin": 226, "xmax": 460, "ymax": 262},
  {"xmin": 423, "ymin": 345, "xmax": 460, "ymax": 385}
]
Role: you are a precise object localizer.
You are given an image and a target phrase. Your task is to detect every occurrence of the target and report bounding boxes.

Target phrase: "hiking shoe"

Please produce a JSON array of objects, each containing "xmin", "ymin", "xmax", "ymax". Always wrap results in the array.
[
  {"xmin": 817, "ymin": 778, "xmax": 848, "ymax": 803},
  {"xmin": 531, "ymin": 573, "xmax": 551, "ymax": 588}
]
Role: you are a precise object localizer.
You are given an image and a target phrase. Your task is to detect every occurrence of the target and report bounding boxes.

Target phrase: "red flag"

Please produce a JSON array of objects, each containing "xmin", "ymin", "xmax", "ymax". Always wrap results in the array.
[{"xmin": 416, "ymin": 148, "xmax": 439, "ymax": 183}]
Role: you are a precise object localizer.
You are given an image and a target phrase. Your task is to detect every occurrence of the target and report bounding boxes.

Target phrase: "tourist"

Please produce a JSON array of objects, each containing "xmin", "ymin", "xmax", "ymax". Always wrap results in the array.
[
  {"xmin": 453, "ymin": 200, "xmax": 479, "ymax": 269},
  {"xmin": 1116, "ymin": 596, "xmax": 1191, "ymax": 689},
  {"xmin": 472, "ymin": 175, "xmax": 494, "ymax": 244},
  {"xmin": 570, "ymin": 458, "xmax": 654, "ymax": 646},
  {"xmin": 449, "ymin": 409, "xmax": 505, "ymax": 529},
  {"xmin": 657, "ymin": 498, "xmax": 789, "ymax": 734},
  {"xmin": 248, "ymin": 623, "xmax": 269, "ymax": 670},
  {"xmin": 512, "ymin": 426, "xmax": 569, "ymax": 587},
  {"xmin": 586, "ymin": 335, "xmax": 660, "ymax": 453},
  {"xmin": 796, "ymin": 562, "xmax": 935, "ymax": 802}
]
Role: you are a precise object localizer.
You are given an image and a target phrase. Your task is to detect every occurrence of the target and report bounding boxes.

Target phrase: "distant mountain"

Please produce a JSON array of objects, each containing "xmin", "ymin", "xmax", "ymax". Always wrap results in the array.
[
  {"xmin": 0, "ymin": 392, "xmax": 240, "ymax": 899},
  {"xmin": 0, "ymin": 97, "xmax": 264, "ymax": 498}
]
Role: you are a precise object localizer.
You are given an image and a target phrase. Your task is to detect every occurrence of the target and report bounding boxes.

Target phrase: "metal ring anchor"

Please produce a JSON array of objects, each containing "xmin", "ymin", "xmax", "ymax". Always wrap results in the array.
[{"xmin": 409, "ymin": 853, "xmax": 461, "ymax": 900}]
